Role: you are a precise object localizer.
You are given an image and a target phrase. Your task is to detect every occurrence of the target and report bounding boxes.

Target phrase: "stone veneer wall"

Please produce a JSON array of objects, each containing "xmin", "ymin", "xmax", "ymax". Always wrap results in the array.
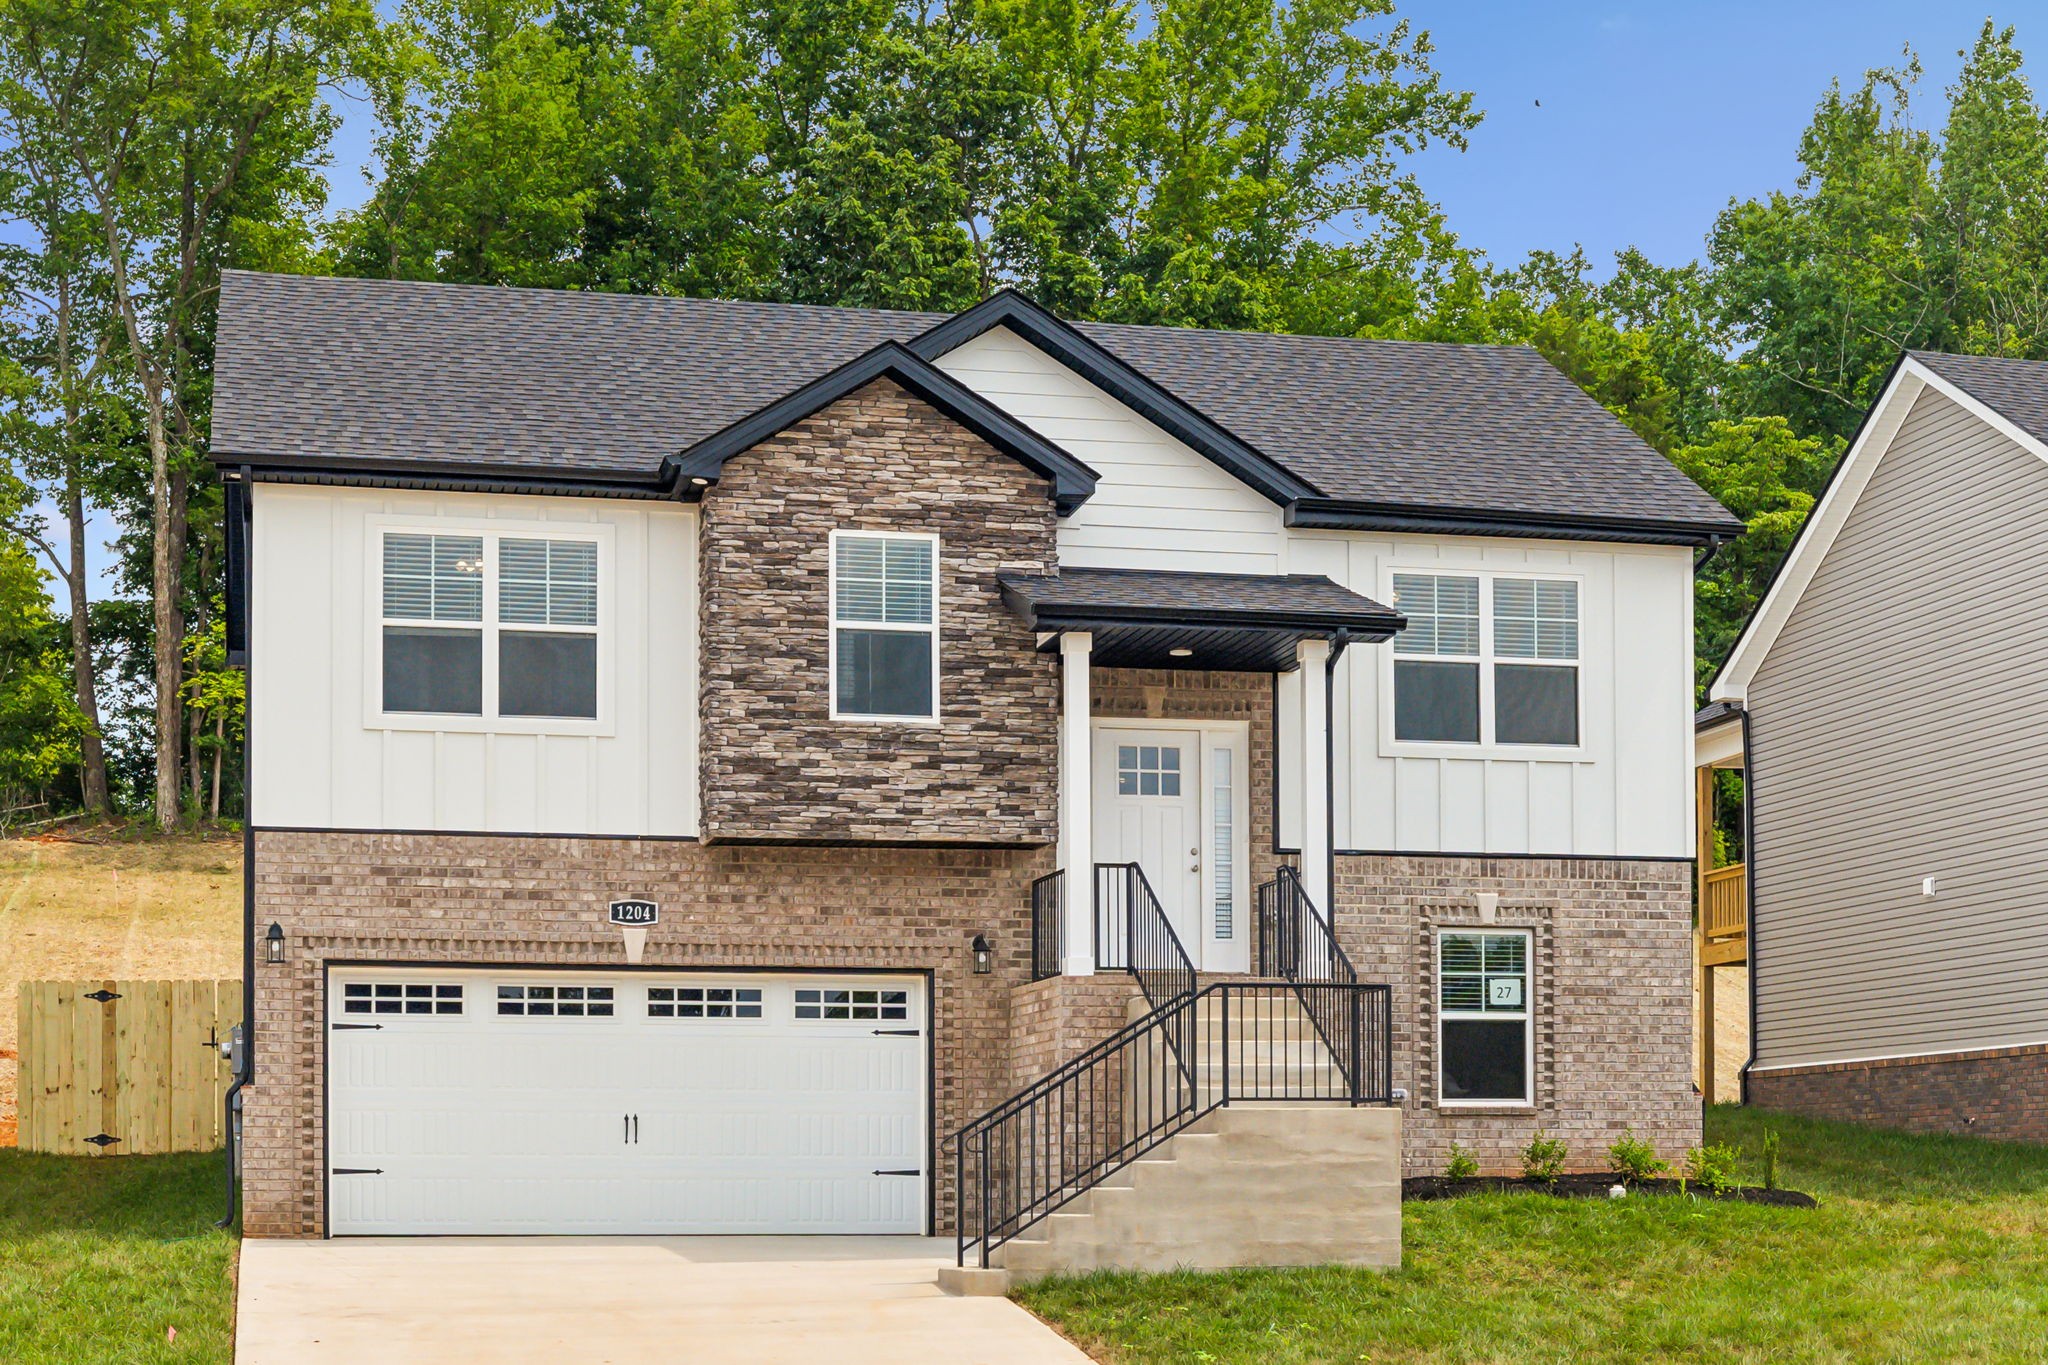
[
  {"xmin": 1330, "ymin": 854, "xmax": 1699, "ymax": 1177},
  {"xmin": 1746, "ymin": 1044, "xmax": 2048, "ymax": 1144},
  {"xmin": 697, "ymin": 376, "xmax": 1059, "ymax": 844},
  {"xmin": 242, "ymin": 830, "xmax": 1051, "ymax": 1237}
]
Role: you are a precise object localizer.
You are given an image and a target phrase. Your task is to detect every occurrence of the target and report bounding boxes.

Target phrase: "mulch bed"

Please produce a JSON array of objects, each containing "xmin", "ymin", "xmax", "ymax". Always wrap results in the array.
[{"xmin": 1403, "ymin": 1173, "xmax": 1817, "ymax": 1208}]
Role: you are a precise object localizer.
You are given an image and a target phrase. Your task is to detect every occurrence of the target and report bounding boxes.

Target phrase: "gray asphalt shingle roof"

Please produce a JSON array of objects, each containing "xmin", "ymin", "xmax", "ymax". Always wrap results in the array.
[
  {"xmin": 997, "ymin": 567, "xmax": 1399, "ymax": 626},
  {"xmin": 211, "ymin": 270, "xmax": 1738, "ymax": 531},
  {"xmin": 1911, "ymin": 350, "xmax": 2048, "ymax": 451}
]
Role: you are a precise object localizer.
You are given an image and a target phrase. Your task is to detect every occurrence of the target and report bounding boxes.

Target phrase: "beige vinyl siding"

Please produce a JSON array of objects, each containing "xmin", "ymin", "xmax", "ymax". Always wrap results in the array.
[{"xmin": 1749, "ymin": 387, "xmax": 2048, "ymax": 1069}]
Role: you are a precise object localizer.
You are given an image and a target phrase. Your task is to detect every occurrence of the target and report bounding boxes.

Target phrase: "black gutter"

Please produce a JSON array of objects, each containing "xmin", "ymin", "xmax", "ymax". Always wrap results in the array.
[
  {"xmin": 1737, "ymin": 703, "xmax": 1759, "ymax": 1106},
  {"xmin": 665, "ymin": 340, "xmax": 1099, "ymax": 513},
  {"xmin": 1020, "ymin": 605, "xmax": 1402, "ymax": 638},
  {"xmin": 1286, "ymin": 497, "xmax": 1743, "ymax": 548},
  {"xmin": 220, "ymin": 468, "xmax": 255, "ymax": 1229},
  {"xmin": 235, "ymin": 465, "xmax": 673, "ymax": 501}
]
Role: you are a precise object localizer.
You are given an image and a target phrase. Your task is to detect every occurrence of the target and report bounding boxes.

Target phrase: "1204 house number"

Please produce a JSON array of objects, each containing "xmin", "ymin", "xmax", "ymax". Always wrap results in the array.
[{"xmin": 608, "ymin": 899, "xmax": 659, "ymax": 927}]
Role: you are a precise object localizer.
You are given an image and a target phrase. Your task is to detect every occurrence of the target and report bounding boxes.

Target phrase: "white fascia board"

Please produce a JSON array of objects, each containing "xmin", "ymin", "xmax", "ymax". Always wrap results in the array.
[{"xmin": 1708, "ymin": 365, "xmax": 1926, "ymax": 703}]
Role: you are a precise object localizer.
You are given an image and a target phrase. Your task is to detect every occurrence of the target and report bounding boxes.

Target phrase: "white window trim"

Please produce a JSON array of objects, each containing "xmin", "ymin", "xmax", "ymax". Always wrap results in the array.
[
  {"xmin": 362, "ymin": 515, "xmax": 615, "ymax": 736},
  {"xmin": 827, "ymin": 528, "xmax": 942, "ymax": 725},
  {"xmin": 1435, "ymin": 927, "xmax": 1535, "ymax": 1108},
  {"xmin": 1379, "ymin": 566, "xmax": 1588, "ymax": 761}
]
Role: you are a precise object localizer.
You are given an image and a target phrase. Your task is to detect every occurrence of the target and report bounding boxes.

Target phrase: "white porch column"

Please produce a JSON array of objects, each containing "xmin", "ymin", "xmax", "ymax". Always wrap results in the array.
[
  {"xmin": 1058, "ymin": 631, "xmax": 1096, "ymax": 975},
  {"xmin": 1296, "ymin": 637, "xmax": 1332, "ymax": 912}
]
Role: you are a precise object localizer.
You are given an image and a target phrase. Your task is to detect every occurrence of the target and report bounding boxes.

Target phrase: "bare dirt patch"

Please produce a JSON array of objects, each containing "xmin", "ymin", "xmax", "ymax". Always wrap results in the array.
[{"xmin": 0, "ymin": 835, "xmax": 242, "ymax": 1144}]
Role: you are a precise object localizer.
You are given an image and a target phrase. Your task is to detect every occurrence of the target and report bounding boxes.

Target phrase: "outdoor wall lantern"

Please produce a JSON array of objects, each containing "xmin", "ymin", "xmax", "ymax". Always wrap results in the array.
[
  {"xmin": 264, "ymin": 921, "xmax": 285, "ymax": 965},
  {"xmin": 971, "ymin": 933, "xmax": 994, "ymax": 975}
]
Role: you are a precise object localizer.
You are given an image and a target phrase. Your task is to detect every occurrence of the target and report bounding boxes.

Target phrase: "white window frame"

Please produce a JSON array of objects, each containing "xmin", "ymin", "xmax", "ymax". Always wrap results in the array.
[
  {"xmin": 363, "ymin": 516, "xmax": 614, "ymax": 736},
  {"xmin": 827, "ymin": 528, "xmax": 941, "ymax": 725},
  {"xmin": 1435, "ymin": 927, "xmax": 1534, "ymax": 1108},
  {"xmin": 1379, "ymin": 567, "xmax": 1586, "ymax": 760}
]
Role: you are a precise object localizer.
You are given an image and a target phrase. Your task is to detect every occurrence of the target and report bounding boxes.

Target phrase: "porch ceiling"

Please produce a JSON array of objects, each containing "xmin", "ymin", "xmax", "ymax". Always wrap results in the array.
[{"xmin": 999, "ymin": 567, "xmax": 1403, "ymax": 671}]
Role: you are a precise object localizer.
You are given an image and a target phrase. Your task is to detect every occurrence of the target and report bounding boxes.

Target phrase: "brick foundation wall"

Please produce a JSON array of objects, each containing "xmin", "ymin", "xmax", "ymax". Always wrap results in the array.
[
  {"xmin": 1331, "ymin": 854, "xmax": 1699, "ymax": 1177},
  {"xmin": 1008, "ymin": 975, "xmax": 1143, "ymax": 1088},
  {"xmin": 1747, "ymin": 1044, "xmax": 2048, "ymax": 1143},
  {"xmin": 697, "ymin": 376, "xmax": 1059, "ymax": 844},
  {"xmin": 242, "ymin": 829, "xmax": 1052, "ymax": 1237}
]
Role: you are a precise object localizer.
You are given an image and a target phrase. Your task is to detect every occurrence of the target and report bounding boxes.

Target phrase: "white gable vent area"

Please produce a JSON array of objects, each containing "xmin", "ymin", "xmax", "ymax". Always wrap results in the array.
[{"xmin": 325, "ymin": 967, "xmax": 928, "ymax": 1236}]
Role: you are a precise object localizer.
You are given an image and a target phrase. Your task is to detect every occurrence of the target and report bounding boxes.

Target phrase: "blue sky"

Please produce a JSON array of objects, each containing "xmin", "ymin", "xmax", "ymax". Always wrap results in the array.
[{"xmin": 1405, "ymin": 1, "xmax": 1988, "ymax": 269}]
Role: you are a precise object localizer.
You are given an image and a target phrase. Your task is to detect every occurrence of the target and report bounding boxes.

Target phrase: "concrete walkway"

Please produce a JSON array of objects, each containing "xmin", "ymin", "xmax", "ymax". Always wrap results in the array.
[{"xmin": 237, "ymin": 1236, "xmax": 1093, "ymax": 1364}]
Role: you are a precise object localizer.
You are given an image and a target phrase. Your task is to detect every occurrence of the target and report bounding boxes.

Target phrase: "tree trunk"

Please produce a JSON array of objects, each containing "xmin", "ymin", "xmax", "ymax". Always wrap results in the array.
[
  {"xmin": 210, "ymin": 710, "xmax": 225, "ymax": 821},
  {"xmin": 63, "ymin": 471, "xmax": 110, "ymax": 814},
  {"xmin": 149, "ymin": 413, "xmax": 181, "ymax": 831}
]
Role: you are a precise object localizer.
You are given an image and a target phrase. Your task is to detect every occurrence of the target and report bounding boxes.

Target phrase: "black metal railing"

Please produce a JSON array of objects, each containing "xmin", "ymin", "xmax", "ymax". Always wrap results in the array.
[
  {"xmin": 1093, "ymin": 861, "xmax": 1198, "ymax": 1014},
  {"xmin": 950, "ymin": 979, "xmax": 1393, "ymax": 1268},
  {"xmin": 1029, "ymin": 871, "xmax": 1063, "ymax": 982},
  {"xmin": 1256, "ymin": 866, "xmax": 1390, "ymax": 1106}
]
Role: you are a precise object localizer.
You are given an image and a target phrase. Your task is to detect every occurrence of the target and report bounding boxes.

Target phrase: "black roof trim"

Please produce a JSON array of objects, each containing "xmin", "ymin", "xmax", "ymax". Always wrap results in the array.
[
  {"xmin": 1286, "ymin": 497, "xmax": 1743, "ymax": 546},
  {"xmin": 907, "ymin": 290, "xmax": 1320, "ymax": 506},
  {"xmin": 665, "ymin": 339, "xmax": 1098, "ymax": 512},
  {"xmin": 998, "ymin": 568, "xmax": 1403, "ymax": 641},
  {"xmin": 236, "ymin": 462, "xmax": 673, "ymax": 500},
  {"xmin": 1695, "ymin": 700, "xmax": 1746, "ymax": 732}
]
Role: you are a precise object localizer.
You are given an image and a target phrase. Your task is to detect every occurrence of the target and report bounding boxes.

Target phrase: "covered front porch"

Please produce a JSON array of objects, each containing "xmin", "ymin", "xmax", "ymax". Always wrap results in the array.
[{"xmin": 998, "ymin": 567, "xmax": 1403, "ymax": 979}]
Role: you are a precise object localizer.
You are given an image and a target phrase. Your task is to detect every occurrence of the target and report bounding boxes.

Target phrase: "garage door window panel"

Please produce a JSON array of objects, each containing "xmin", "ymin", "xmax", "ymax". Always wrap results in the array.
[
  {"xmin": 649, "ymin": 986, "xmax": 764, "ymax": 1019},
  {"xmin": 794, "ymin": 987, "xmax": 910, "ymax": 1021},
  {"xmin": 343, "ymin": 981, "xmax": 463, "ymax": 1016},
  {"xmin": 498, "ymin": 984, "xmax": 615, "ymax": 1017}
]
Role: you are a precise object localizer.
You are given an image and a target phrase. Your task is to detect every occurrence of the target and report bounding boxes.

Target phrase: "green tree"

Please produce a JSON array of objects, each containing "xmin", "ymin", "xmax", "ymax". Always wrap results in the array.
[{"xmin": 0, "ymin": 533, "xmax": 84, "ymax": 811}]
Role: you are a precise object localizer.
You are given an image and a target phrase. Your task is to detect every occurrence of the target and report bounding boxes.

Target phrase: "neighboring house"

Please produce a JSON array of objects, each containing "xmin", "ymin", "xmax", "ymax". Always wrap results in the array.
[
  {"xmin": 212, "ymin": 271, "xmax": 1737, "ymax": 1262},
  {"xmin": 1706, "ymin": 351, "xmax": 2048, "ymax": 1143}
]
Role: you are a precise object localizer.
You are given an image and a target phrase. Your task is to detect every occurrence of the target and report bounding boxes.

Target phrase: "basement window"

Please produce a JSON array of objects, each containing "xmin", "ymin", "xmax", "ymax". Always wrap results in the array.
[{"xmin": 1437, "ymin": 930, "xmax": 1531, "ymax": 1104}]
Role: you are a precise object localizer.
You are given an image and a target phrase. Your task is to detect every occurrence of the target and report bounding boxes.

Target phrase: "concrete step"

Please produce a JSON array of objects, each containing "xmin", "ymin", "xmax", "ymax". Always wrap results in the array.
[{"xmin": 985, "ymin": 1103, "xmax": 1402, "ymax": 1283}]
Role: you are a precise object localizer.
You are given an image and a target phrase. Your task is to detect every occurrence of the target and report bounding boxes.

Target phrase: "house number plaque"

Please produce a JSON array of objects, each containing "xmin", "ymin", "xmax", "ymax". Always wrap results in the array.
[{"xmin": 608, "ymin": 899, "xmax": 659, "ymax": 927}]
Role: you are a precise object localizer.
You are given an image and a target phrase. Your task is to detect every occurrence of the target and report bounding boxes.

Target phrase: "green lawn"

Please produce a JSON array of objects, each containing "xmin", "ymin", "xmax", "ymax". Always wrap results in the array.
[
  {"xmin": 0, "ymin": 1149, "xmax": 236, "ymax": 1364},
  {"xmin": 1019, "ymin": 1107, "xmax": 2048, "ymax": 1364}
]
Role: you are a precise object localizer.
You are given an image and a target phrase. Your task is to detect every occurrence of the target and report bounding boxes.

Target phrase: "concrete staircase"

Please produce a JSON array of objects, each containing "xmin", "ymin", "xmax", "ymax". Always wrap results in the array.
[{"xmin": 988, "ymin": 1103, "xmax": 1401, "ymax": 1283}]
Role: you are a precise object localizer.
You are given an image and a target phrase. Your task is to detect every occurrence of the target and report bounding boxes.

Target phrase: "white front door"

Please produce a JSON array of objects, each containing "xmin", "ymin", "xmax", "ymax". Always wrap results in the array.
[
  {"xmin": 327, "ymin": 967, "xmax": 926, "ymax": 1236},
  {"xmin": 1093, "ymin": 724, "xmax": 1251, "ymax": 973}
]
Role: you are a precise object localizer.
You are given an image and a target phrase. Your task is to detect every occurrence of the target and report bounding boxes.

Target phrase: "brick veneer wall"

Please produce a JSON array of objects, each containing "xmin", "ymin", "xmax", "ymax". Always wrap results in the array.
[
  {"xmin": 1331, "ymin": 854, "xmax": 1699, "ymax": 1177},
  {"xmin": 242, "ymin": 829, "xmax": 1051, "ymax": 1237},
  {"xmin": 1747, "ymin": 1044, "xmax": 2048, "ymax": 1144},
  {"xmin": 697, "ymin": 376, "xmax": 1059, "ymax": 844},
  {"xmin": 1008, "ymin": 975, "xmax": 1142, "ymax": 1088}
]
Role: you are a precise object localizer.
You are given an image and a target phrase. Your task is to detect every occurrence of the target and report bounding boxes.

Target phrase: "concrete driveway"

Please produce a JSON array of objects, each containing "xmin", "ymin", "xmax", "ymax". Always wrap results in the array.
[{"xmin": 237, "ymin": 1237, "xmax": 1091, "ymax": 1364}]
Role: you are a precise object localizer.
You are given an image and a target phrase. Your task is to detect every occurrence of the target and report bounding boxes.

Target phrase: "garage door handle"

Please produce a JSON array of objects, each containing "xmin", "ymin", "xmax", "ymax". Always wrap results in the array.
[
  {"xmin": 872, "ymin": 1029, "xmax": 920, "ymax": 1037},
  {"xmin": 332, "ymin": 1022, "xmax": 383, "ymax": 1031},
  {"xmin": 872, "ymin": 1169, "xmax": 921, "ymax": 1177},
  {"xmin": 332, "ymin": 1168, "xmax": 383, "ymax": 1175}
]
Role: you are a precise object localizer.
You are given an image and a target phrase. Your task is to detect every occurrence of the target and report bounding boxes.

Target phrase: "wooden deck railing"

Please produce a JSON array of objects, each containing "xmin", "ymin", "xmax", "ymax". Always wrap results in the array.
[{"xmin": 1702, "ymin": 863, "xmax": 1747, "ymax": 940}]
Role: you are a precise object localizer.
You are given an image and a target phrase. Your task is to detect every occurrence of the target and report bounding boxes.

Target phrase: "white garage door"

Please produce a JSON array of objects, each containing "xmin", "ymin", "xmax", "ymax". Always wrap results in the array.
[{"xmin": 326, "ymin": 968, "xmax": 927, "ymax": 1236}]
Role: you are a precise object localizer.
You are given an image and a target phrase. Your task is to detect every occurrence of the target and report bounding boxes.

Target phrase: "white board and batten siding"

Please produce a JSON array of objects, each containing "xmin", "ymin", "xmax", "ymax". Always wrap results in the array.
[
  {"xmin": 249, "ymin": 483, "xmax": 698, "ymax": 836},
  {"xmin": 936, "ymin": 324, "xmax": 1696, "ymax": 860},
  {"xmin": 932, "ymin": 327, "xmax": 1286, "ymax": 572},
  {"xmin": 1746, "ymin": 387, "xmax": 2048, "ymax": 1071}
]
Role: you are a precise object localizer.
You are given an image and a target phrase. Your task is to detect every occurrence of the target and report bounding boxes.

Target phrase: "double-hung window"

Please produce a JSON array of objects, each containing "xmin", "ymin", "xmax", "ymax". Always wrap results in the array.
[
  {"xmin": 379, "ymin": 527, "xmax": 601, "ymax": 724},
  {"xmin": 1391, "ymin": 572, "xmax": 1579, "ymax": 747},
  {"xmin": 1438, "ymin": 929, "xmax": 1532, "ymax": 1103},
  {"xmin": 831, "ymin": 531, "xmax": 938, "ymax": 721}
]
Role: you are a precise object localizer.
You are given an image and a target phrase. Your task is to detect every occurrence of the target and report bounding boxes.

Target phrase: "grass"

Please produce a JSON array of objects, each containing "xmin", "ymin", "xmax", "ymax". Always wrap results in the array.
[
  {"xmin": 1019, "ymin": 1106, "xmax": 2048, "ymax": 1363},
  {"xmin": 0, "ymin": 834, "xmax": 242, "ymax": 1141},
  {"xmin": 0, "ymin": 1148, "xmax": 237, "ymax": 1363}
]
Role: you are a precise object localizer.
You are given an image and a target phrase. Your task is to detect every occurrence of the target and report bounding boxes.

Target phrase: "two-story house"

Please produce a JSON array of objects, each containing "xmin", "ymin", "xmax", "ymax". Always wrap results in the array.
[{"xmin": 213, "ymin": 271, "xmax": 1739, "ymax": 1272}]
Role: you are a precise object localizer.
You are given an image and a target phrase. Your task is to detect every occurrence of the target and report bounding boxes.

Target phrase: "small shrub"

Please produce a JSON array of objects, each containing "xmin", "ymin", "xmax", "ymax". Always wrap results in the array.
[
  {"xmin": 1761, "ymin": 1127, "xmax": 1781, "ymax": 1191},
  {"xmin": 1520, "ymin": 1130, "xmax": 1568, "ymax": 1184},
  {"xmin": 1684, "ymin": 1142, "xmax": 1741, "ymax": 1195},
  {"xmin": 1445, "ymin": 1143, "xmax": 1479, "ymax": 1180},
  {"xmin": 1607, "ymin": 1129, "xmax": 1670, "ymax": 1183}
]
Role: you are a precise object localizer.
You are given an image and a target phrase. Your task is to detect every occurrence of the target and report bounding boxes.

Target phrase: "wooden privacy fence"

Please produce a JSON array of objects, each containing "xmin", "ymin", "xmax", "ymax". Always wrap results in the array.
[{"xmin": 16, "ymin": 979, "xmax": 242, "ymax": 1156}]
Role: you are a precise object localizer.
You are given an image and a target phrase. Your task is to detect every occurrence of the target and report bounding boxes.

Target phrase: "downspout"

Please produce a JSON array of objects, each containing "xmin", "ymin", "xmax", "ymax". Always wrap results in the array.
[
  {"xmin": 1736, "ymin": 703, "xmax": 1758, "ymax": 1106},
  {"xmin": 220, "ymin": 472, "xmax": 254, "ymax": 1229},
  {"xmin": 1693, "ymin": 533, "xmax": 1726, "ymax": 575}
]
